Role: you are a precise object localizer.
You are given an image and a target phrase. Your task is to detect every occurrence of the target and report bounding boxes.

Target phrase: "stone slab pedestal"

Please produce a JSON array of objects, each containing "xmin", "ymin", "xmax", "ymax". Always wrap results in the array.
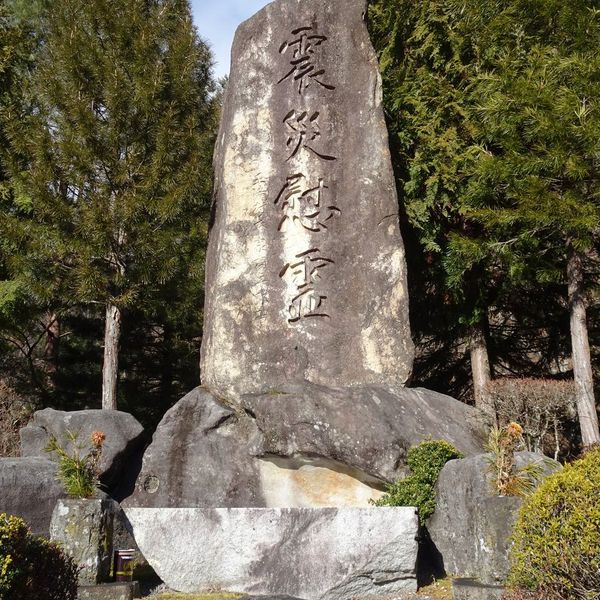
[
  {"xmin": 78, "ymin": 582, "xmax": 140, "ymax": 600},
  {"xmin": 124, "ymin": 507, "xmax": 419, "ymax": 600},
  {"xmin": 50, "ymin": 498, "xmax": 116, "ymax": 585}
]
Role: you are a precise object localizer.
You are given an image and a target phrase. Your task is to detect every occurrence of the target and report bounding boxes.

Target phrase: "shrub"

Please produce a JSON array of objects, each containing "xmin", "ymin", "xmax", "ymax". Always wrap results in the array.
[
  {"xmin": 45, "ymin": 429, "xmax": 105, "ymax": 498},
  {"xmin": 487, "ymin": 378, "xmax": 576, "ymax": 459},
  {"xmin": 0, "ymin": 513, "xmax": 78, "ymax": 600},
  {"xmin": 507, "ymin": 447, "xmax": 600, "ymax": 599},
  {"xmin": 373, "ymin": 439, "xmax": 463, "ymax": 524}
]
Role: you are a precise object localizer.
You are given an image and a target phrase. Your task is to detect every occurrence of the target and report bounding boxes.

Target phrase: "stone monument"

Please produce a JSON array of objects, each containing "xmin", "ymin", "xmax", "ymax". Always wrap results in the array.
[
  {"xmin": 124, "ymin": 0, "xmax": 485, "ymax": 595},
  {"xmin": 200, "ymin": 0, "xmax": 414, "ymax": 399},
  {"xmin": 127, "ymin": 0, "xmax": 483, "ymax": 512}
]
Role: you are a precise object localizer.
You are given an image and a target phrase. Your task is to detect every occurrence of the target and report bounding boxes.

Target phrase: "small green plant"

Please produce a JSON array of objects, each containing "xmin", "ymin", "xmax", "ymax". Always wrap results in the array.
[
  {"xmin": 45, "ymin": 430, "xmax": 105, "ymax": 498},
  {"xmin": 372, "ymin": 439, "xmax": 463, "ymax": 524},
  {"xmin": 485, "ymin": 422, "xmax": 544, "ymax": 496},
  {"xmin": 0, "ymin": 513, "xmax": 78, "ymax": 599},
  {"xmin": 507, "ymin": 447, "xmax": 600, "ymax": 599}
]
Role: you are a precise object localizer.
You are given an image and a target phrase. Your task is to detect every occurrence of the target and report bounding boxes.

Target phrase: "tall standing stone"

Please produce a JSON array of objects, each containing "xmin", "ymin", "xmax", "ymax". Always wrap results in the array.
[{"xmin": 201, "ymin": 0, "xmax": 414, "ymax": 399}]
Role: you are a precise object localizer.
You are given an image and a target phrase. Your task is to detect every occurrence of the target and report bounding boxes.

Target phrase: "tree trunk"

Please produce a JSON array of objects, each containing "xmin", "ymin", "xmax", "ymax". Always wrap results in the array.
[
  {"xmin": 470, "ymin": 319, "xmax": 493, "ymax": 417},
  {"xmin": 567, "ymin": 246, "xmax": 600, "ymax": 447},
  {"xmin": 43, "ymin": 311, "xmax": 60, "ymax": 390},
  {"xmin": 102, "ymin": 302, "xmax": 122, "ymax": 410}
]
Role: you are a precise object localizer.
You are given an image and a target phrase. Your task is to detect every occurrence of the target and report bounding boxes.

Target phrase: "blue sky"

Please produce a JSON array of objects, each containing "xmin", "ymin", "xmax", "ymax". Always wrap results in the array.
[{"xmin": 191, "ymin": 0, "xmax": 271, "ymax": 79}]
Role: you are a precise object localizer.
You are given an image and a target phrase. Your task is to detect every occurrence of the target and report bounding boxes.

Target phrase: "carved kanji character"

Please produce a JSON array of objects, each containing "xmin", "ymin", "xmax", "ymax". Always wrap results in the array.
[
  {"xmin": 283, "ymin": 110, "xmax": 336, "ymax": 161},
  {"xmin": 279, "ymin": 248, "xmax": 334, "ymax": 290},
  {"xmin": 278, "ymin": 26, "xmax": 335, "ymax": 94},
  {"xmin": 287, "ymin": 288, "xmax": 329, "ymax": 322},
  {"xmin": 274, "ymin": 174, "xmax": 340, "ymax": 232},
  {"xmin": 280, "ymin": 249, "xmax": 333, "ymax": 322}
]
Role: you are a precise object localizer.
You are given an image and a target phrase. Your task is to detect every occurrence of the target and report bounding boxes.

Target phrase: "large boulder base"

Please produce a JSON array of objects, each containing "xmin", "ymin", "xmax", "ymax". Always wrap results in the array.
[
  {"xmin": 125, "ymin": 385, "xmax": 483, "ymax": 509},
  {"xmin": 201, "ymin": 0, "xmax": 414, "ymax": 400},
  {"xmin": 0, "ymin": 457, "xmax": 65, "ymax": 536},
  {"xmin": 124, "ymin": 507, "xmax": 419, "ymax": 599},
  {"xmin": 20, "ymin": 408, "xmax": 144, "ymax": 490},
  {"xmin": 428, "ymin": 452, "xmax": 561, "ymax": 585}
]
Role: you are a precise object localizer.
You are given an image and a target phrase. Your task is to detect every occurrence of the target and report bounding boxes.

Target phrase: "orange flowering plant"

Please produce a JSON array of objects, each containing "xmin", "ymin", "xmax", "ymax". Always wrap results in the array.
[
  {"xmin": 45, "ymin": 430, "xmax": 105, "ymax": 498},
  {"xmin": 485, "ymin": 422, "xmax": 543, "ymax": 496}
]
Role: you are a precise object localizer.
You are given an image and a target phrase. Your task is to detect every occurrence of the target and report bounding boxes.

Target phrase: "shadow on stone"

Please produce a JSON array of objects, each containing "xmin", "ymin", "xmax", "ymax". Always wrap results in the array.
[
  {"xmin": 114, "ymin": 507, "xmax": 158, "ymax": 587},
  {"xmin": 111, "ymin": 435, "xmax": 147, "ymax": 503},
  {"xmin": 416, "ymin": 526, "xmax": 446, "ymax": 588}
]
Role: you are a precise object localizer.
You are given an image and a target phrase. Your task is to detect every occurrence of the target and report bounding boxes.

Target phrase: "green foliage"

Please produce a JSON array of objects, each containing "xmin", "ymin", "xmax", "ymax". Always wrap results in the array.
[
  {"xmin": 0, "ymin": 512, "xmax": 78, "ymax": 600},
  {"xmin": 5, "ymin": 0, "xmax": 216, "ymax": 311},
  {"xmin": 508, "ymin": 447, "xmax": 600, "ymax": 598},
  {"xmin": 406, "ymin": 439, "xmax": 464, "ymax": 483},
  {"xmin": 368, "ymin": 0, "xmax": 600, "ymax": 409},
  {"xmin": 45, "ymin": 429, "xmax": 105, "ymax": 498},
  {"xmin": 373, "ymin": 439, "xmax": 463, "ymax": 524},
  {"xmin": 0, "ymin": 0, "xmax": 217, "ymax": 412},
  {"xmin": 369, "ymin": 0, "xmax": 600, "ymax": 300}
]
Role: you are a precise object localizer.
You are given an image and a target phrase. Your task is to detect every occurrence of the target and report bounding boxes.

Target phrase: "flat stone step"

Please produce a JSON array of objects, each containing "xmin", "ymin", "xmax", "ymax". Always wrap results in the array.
[
  {"xmin": 453, "ymin": 578, "xmax": 505, "ymax": 600},
  {"xmin": 78, "ymin": 581, "xmax": 140, "ymax": 600}
]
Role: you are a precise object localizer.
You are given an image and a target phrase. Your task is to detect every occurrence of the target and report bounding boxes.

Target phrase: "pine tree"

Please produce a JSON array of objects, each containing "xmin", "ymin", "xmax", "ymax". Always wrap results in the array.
[
  {"xmin": 0, "ymin": 1, "xmax": 55, "ymax": 400},
  {"xmin": 3, "ymin": 0, "xmax": 216, "ymax": 409}
]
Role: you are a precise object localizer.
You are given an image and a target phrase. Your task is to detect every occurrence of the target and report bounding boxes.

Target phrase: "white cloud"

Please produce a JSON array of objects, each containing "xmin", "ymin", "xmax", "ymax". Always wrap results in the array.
[{"xmin": 191, "ymin": 0, "xmax": 271, "ymax": 78}]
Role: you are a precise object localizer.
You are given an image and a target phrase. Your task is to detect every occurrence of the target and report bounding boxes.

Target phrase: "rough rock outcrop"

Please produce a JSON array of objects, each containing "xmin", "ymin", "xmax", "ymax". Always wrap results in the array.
[
  {"xmin": 428, "ymin": 452, "xmax": 561, "ymax": 585},
  {"xmin": 200, "ymin": 0, "xmax": 414, "ymax": 400},
  {"xmin": 20, "ymin": 408, "xmax": 144, "ymax": 490},
  {"xmin": 0, "ymin": 457, "xmax": 65, "ymax": 535},
  {"xmin": 125, "ymin": 385, "xmax": 483, "ymax": 509},
  {"xmin": 124, "ymin": 507, "xmax": 419, "ymax": 599}
]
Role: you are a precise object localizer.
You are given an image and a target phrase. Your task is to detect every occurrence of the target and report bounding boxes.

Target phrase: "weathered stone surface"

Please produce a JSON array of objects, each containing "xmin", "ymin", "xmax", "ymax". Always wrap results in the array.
[
  {"xmin": 50, "ymin": 498, "xmax": 116, "ymax": 585},
  {"xmin": 240, "ymin": 597, "xmax": 304, "ymax": 600},
  {"xmin": 125, "ymin": 385, "xmax": 483, "ymax": 508},
  {"xmin": 20, "ymin": 408, "xmax": 144, "ymax": 490},
  {"xmin": 452, "ymin": 579, "xmax": 504, "ymax": 600},
  {"xmin": 428, "ymin": 452, "xmax": 561, "ymax": 585},
  {"xmin": 0, "ymin": 457, "xmax": 65, "ymax": 535},
  {"xmin": 125, "ymin": 388, "xmax": 264, "ymax": 508},
  {"xmin": 124, "ymin": 507, "xmax": 419, "ymax": 598},
  {"xmin": 244, "ymin": 382, "xmax": 484, "ymax": 482},
  {"xmin": 200, "ymin": 0, "xmax": 414, "ymax": 400},
  {"xmin": 78, "ymin": 582, "xmax": 138, "ymax": 600}
]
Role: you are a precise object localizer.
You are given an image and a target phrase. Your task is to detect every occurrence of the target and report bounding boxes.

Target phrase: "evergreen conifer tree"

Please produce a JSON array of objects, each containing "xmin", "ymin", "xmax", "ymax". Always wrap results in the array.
[
  {"xmin": 368, "ymin": 0, "xmax": 497, "ymax": 411},
  {"xmin": 369, "ymin": 0, "xmax": 599, "ymax": 445},
  {"xmin": 4, "ymin": 0, "xmax": 216, "ymax": 409},
  {"xmin": 458, "ymin": 0, "xmax": 600, "ymax": 445}
]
